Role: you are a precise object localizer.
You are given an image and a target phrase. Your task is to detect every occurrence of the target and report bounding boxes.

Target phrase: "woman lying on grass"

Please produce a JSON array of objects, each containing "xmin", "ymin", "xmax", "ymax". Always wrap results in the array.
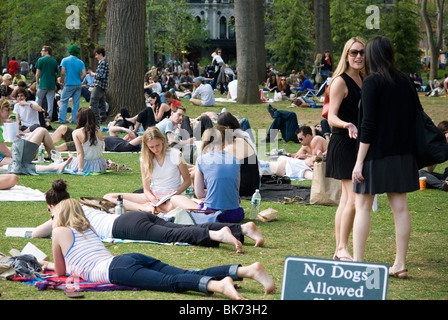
[
  {"xmin": 34, "ymin": 180, "xmax": 264, "ymax": 253},
  {"xmin": 41, "ymin": 198, "xmax": 275, "ymax": 299}
]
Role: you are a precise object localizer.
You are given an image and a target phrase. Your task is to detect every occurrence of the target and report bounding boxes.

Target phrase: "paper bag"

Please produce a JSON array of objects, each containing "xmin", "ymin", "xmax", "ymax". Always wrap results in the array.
[
  {"xmin": 2, "ymin": 122, "xmax": 19, "ymax": 142},
  {"xmin": 310, "ymin": 161, "xmax": 341, "ymax": 206}
]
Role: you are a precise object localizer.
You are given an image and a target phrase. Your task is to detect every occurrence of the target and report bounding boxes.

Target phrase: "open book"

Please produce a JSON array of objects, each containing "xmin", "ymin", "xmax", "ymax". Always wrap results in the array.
[
  {"xmin": 148, "ymin": 191, "xmax": 177, "ymax": 208},
  {"xmin": 5, "ymin": 227, "xmax": 35, "ymax": 238}
]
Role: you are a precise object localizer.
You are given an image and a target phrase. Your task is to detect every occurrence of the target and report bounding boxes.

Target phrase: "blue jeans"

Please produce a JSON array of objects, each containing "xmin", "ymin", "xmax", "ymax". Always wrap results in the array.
[
  {"xmin": 60, "ymin": 85, "xmax": 82, "ymax": 124},
  {"xmin": 109, "ymin": 253, "xmax": 241, "ymax": 294},
  {"xmin": 267, "ymin": 110, "xmax": 299, "ymax": 143},
  {"xmin": 36, "ymin": 89, "xmax": 55, "ymax": 120}
]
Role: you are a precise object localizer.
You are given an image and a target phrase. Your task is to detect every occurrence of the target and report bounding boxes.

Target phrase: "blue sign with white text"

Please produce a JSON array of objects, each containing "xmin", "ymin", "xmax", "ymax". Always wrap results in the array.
[{"xmin": 281, "ymin": 256, "xmax": 389, "ymax": 300}]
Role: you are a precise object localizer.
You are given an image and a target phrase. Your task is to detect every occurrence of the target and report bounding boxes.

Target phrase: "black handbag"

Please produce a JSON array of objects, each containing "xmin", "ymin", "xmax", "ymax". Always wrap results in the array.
[{"xmin": 410, "ymin": 77, "xmax": 448, "ymax": 169}]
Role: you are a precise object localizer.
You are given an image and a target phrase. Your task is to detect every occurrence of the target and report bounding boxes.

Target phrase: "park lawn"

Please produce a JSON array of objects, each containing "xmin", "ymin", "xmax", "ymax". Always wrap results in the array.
[{"xmin": 0, "ymin": 92, "xmax": 447, "ymax": 301}]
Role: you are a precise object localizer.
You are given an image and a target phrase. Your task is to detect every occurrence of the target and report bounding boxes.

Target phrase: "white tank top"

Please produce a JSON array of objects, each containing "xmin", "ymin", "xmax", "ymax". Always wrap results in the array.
[
  {"xmin": 64, "ymin": 227, "xmax": 113, "ymax": 283},
  {"xmin": 149, "ymin": 148, "xmax": 182, "ymax": 193}
]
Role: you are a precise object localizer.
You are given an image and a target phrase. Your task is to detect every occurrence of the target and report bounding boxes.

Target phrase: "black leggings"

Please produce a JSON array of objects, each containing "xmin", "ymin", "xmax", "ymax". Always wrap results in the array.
[{"xmin": 112, "ymin": 211, "xmax": 243, "ymax": 247}]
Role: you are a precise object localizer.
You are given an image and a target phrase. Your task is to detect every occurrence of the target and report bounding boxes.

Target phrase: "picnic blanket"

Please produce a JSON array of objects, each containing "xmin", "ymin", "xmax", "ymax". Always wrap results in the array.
[
  {"xmin": 11, "ymin": 271, "xmax": 139, "ymax": 292},
  {"xmin": 0, "ymin": 185, "xmax": 46, "ymax": 201},
  {"xmin": 101, "ymin": 237, "xmax": 191, "ymax": 246},
  {"xmin": 241, "ymin": 184, "xmax": 311, "ymax": 204}
]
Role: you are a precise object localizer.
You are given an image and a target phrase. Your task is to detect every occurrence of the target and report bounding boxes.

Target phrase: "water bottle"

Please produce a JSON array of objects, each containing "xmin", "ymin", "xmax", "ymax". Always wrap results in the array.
[
  {"xmin": 185, "ymin": 184, "xmax": 194, "ymax": 199},
  {"xmin": 115, "ymin": 195, "xmax": 125, "ymax": 215},
  {"xmin": 249, "ymin": 189, "xmax": 261, "ymax": 220},
  {"xmin": 38, "ymin": 143, "xmax": 45, "ymax": 162}
]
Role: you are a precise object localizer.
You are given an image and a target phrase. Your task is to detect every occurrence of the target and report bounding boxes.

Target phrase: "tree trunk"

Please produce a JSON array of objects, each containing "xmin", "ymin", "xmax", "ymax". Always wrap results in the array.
[
  {"xmin": 106, "ymin": 0, "xmax": 146, "ymax": 119},
  {"xmin": 421, "ymin": 0, "xmax": 445, "ymax": 80},
  {"xmin": 85, "ymin": 0, "xmax": 108, "ymax": 70},
  {"xmin": 234, "ymin": 0, "xmax": 265, "ymax": 105},
  {"xmin": 314, "ymin": 0, "xmax": 332, "ymax": 55}
]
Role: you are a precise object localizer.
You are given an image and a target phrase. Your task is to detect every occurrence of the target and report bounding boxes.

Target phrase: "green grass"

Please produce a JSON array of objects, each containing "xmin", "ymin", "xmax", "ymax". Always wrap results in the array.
[{"xmin": 0, "ymin": 92, "xmax": 447, "ymax": 301}]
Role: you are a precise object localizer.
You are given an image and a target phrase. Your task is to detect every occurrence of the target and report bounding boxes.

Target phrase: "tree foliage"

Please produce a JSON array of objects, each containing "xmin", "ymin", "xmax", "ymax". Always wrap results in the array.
[
  {"xmin": 265, "ymin": 0, "xmax": 313, "ymax": 73},
  {"xmin": 330, "ymin": 0, "xmax": 421, "ymax": 73},
  {"xmin": 148, "ymin": 0, "xmax": 209, "ymax": 61}
]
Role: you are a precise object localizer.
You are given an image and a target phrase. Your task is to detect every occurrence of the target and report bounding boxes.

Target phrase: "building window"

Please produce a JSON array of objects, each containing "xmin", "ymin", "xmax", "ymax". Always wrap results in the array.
[
  {"xmin": 228, "ymin": 16, "xmax": 235, "ymax": 39},
  {"xmin": 219, "ymin": 16, "xmax": 227, "ymax": 39}
]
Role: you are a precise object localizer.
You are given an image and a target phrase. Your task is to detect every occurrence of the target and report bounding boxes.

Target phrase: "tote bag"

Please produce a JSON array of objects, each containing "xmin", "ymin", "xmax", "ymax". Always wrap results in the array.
[
  {"xmin": 407, "ymin": 76, "xmax": 448, "ymax": 168},
  {"xmin": 310, "ymin": 161, "xmax": 341, "ymax": 206}
]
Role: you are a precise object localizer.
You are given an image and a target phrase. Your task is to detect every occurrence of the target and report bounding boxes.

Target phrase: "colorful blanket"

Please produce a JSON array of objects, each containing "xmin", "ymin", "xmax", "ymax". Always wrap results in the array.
[{"xmin": 11, "ymin": 271, "xmax": 139, "ymax": 292}]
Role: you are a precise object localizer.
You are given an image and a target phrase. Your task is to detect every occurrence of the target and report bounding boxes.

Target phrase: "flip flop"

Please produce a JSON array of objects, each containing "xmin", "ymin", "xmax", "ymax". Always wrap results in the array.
[
  {"xmin": 334, "ymin": 256, "xmax": 353, "ymax": 262},
  {"xmin": 64, "ymin": 287, "xmax": 84, "ymax": 298},
  {"xmin": 389, "ymin": 269, "xmax": 408, "ymax": 279}
]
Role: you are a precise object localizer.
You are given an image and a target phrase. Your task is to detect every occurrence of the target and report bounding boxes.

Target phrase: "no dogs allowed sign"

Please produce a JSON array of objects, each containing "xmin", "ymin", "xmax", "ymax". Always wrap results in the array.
[{"xmin": 281, "ymin": 256, "xmax": 389, "ymax": 300}]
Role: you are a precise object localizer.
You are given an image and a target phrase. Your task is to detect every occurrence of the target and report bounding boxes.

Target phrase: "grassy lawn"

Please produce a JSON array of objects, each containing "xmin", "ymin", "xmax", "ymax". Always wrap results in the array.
[{"xmin": 0, "ymin": 91, "xmax": 447, "ymax": 301}]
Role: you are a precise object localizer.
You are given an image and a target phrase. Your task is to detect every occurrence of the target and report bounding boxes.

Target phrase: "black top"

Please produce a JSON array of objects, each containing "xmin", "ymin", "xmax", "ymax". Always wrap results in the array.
[
  {"xmin": 359, "ymin": 73, "xmax": 417, "ymax": 161},
  {"xmin": 104, "ymin": 136, "xmax": 141, "ymax": 152},
  {"xmin": 137, "ymin": 107, "xmax": 156, "ymax": 130},
  {"xmin": 331, "ymin": 73, "xmax": 362, "ymax": 135}
]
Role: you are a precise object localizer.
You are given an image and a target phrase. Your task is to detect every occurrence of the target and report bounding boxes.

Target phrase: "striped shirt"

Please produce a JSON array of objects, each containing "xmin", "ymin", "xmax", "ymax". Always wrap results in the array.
[{"xmin": 64, "ymin": 227, "xmax": 113, "ymax": 283}]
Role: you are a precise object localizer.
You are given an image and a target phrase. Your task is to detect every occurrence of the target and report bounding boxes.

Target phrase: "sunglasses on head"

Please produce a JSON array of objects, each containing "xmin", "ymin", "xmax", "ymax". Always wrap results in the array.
[{"xmin": 348, "ymin": 49, "xmax": 365, "ymax": 57}]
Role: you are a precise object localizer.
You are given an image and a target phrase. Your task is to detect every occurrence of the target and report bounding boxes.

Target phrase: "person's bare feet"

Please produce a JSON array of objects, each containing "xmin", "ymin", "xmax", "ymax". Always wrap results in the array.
[
  {"xmin": 57, "ymin": 157, "xmax": 72, "ymax": 173},
  {"xmin": 240, "ymin": 262, "xmax": 276, "ymax": 294},
  {"xmin": 211, "ymin": 227, "xmax": 242, "ymax": 253},
  {"xmin": 241, "ymin": 222, "xmax": 264, "ymax": 247},
  {"xmin": 207, "ymin": 277, "xmax": 246, "ymax": 300}
]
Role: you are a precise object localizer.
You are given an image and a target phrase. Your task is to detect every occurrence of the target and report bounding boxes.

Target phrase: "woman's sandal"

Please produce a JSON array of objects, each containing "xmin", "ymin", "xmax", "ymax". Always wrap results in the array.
[{"xmin": 389, "ymin": 269, "xmax": 408, "ymax": 279}]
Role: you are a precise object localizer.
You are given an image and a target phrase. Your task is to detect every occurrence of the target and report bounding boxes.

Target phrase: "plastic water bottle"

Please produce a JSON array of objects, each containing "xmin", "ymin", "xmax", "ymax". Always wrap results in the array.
[
  {"xmin": 38, "ymin": 143, "xmax": 45, "ymax": 162},
  {"xmin": 185, "ymin": 184, "xmax": 194, "ymax": 199},
  {"xmin": 249, "ymin": 189, "xmax": 261, "ymax": 220},
  {"xmin": 115, "ymin": 195, "xmax": 125, "ymax": 215}
]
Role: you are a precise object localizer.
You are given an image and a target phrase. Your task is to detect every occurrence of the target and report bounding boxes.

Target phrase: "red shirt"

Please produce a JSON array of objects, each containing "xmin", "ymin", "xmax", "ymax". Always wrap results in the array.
[
  {"xmin": 169, "ymin": 99, "xmax": 182, "ymax": 108},
  {"xmin": 8, "ymin": 60, "xmax": 19, "ymax": 76}
]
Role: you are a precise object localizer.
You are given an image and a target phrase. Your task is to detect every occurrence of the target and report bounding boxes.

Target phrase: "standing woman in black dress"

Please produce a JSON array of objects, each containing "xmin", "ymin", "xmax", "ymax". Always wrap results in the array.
[
  {"xmin": 352, "ymin": 36, "xmax": 419, "ymax": 279},
  {"xmin": 326, "ymin": 37, "xmax": 366, "ymax": 261}
]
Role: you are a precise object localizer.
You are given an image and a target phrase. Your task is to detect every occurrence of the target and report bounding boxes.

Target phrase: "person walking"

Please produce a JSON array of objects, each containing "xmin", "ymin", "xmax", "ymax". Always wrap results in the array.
[
  {"xmin": 35, "ymin": 46, "xmax": 59, "ymax": 122},
  {"xmin": 59, "ymin": 45, "xmax": 86, "ymax": 124},
  {"xmin": 89, "ymin": 47, "xmax": 109, "ymax": 124}
]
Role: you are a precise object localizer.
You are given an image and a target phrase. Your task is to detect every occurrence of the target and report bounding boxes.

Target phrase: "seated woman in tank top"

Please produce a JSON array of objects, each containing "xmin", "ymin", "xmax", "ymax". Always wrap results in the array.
[
  {"xmin": 104, "ymin": 127, "xmax": 192, "ymax": 214},
  {"xmin": 66, "ymin": 108, "xmax": 107, "ymax": 174}
]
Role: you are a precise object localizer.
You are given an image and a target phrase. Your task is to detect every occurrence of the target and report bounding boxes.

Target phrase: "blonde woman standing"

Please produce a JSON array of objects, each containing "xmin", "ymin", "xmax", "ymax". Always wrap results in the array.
[{"xmin": 325, "ymin": 37, "xmax": 366, "ymax": 261}]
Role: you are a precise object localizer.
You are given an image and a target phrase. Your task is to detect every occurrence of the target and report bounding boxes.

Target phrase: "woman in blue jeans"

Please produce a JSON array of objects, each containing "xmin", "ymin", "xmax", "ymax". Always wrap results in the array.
[{"xmin": 42, "ymin": 198, "xmax": 275, "ymax": 299}]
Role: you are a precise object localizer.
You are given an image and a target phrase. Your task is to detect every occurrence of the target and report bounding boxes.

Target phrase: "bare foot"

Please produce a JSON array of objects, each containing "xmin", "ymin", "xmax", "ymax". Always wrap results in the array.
[
  {"xmin": 211, "ymin": 227, "xmax": 242, "ymax": 253},
  {"xmin": 207, "ymin": 277, "xmax": 246, "ymax": 300},
  {"xmin": 241, "ymin": 222, "xmax": 264, "ymax": 247},
  {"xmin": 239, "ymin": 262, "xmax": 276, "ymax": 294},
  {"xmin": 57, "ymin": 157, "xmax": 72, "ymax": 173}
]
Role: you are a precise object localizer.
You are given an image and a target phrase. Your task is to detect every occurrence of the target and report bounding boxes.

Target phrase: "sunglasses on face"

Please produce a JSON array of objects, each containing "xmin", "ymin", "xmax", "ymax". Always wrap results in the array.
[
  {"xmin": 298, "ymin": 137, "xmax": 304, "ymax": 142},
  {"xmin": 348, "ymin": 49, "xmax": 365, "ymax": 57}
]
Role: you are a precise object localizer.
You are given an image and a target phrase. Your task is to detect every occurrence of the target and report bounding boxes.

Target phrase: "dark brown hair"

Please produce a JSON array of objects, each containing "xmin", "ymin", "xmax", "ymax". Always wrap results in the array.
[{"xmin": 45, "ymin": 179, "xmax": 70, "ymax": 206}]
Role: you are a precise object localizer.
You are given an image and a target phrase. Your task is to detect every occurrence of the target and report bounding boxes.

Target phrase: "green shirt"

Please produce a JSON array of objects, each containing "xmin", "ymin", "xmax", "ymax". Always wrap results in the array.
[{"xmin": 35, "ymin": 56, "xmax": 58, "ymax": 90}]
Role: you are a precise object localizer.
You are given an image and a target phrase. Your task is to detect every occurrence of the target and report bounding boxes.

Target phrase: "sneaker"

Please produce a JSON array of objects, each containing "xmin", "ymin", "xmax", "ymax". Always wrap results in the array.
[{"xmin": 267, "ymin": 104, "xmax": 277, "ymax": 118}]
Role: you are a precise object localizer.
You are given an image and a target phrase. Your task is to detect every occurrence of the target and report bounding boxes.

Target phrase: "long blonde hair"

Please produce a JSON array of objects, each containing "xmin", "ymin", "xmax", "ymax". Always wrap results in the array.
[
  {"xmin": 54, "ymin": 198, "xmax": 93, "ymax": 235},
  {"xmin": 0, "ymin": 99, "xmax": 10, "ymax": 126},
  {"xmin": 201, "ymin": 125, "xmax": 234, "ymax": 154},
  {"xmin": 140, "ymin": 126, "xmax": 168, "ymax": 178},
  {"xmin": 327, "ymin": 37, "xmax": 366, "ymax": 96}
]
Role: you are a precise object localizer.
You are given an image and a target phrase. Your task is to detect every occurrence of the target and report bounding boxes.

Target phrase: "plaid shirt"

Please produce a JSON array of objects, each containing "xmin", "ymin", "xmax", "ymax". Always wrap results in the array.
[{"xmin": 93, "ymin": 58, "xmax": 109, "ymax": 90}]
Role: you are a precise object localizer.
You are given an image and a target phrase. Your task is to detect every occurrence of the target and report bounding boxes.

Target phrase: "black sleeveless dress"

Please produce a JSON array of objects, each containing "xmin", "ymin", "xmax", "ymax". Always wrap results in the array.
[{"xmin": 326, "ymin": 73, "xmax": 361, "ymax": 180}]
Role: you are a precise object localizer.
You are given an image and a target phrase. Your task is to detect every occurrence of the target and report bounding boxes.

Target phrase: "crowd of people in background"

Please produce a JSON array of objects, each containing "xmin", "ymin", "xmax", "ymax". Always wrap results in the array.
[{"xmin": 1, "ymin": 37, "xmax": 447, "ymax": 299}]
